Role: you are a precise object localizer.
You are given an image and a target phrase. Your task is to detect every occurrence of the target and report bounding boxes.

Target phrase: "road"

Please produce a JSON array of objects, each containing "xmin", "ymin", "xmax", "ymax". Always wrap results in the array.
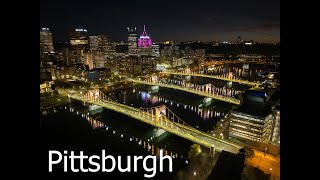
[{"xmin": 245, "ymin": 150, "xmax": 280, "ymax": 179}]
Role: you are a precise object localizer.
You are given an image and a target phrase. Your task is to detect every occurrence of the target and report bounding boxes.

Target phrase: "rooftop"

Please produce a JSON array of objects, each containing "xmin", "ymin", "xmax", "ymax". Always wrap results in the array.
[{"xmin": 234, "ymin": 103, "xmax": 272, "ymax": 118}]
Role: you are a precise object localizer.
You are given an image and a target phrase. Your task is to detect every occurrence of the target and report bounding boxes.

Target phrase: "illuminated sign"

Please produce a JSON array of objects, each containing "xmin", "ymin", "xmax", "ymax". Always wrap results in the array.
[{"xmin": 75, "ymin": 29, "xmax": 87, "ymax": 32}]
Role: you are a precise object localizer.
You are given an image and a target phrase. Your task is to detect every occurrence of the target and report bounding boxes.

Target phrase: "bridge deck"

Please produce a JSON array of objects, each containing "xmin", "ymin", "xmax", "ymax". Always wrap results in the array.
[
  {"xmin": 161, "ymin": 71, "xmax": 260, "ymax": 86},
  {"xmin": 130, "ymin": 79, "xmax": 241, "ymax": 105},
  {"xmin": 70, "ymin": 94, "xmax": 242, "ymax": 154}
]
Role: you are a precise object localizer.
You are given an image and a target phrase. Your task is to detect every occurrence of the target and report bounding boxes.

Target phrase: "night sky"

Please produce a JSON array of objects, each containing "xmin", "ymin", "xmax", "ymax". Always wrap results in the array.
[{"xmin": 40, "ymin": 0, "xmax": 280, "ymax": 43}]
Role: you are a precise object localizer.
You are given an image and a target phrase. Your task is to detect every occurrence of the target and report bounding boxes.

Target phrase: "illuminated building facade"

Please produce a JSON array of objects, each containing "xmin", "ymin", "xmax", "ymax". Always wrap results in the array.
[
  {"xmin": 40, "ymin": 27, "xmax": 55, "ymax": 66},
  {"xmin": 228, "ymin": 110, "xmax": 273, "ymax": 146},
  {"xmin": 88, "ymin": 35, "xmax": 113, "ymax": 68},
  {"xmin": 40, "ymin": 27, "xmax": 54, "ymax": 53},
  {"xmin": 127, "ymin": 27, "xmax": 138, "ymax": 55},
  {"xmin": 89, "ymin": 36, "xmax": 99, "ymax": 51},
  {"xmin": 271, "ymin": 105, "xmax": 280, "ymax": 144},
  {"xmin": 141, "ymin": 56, "xmax": 157, "ymax": 74},
  {"xmin": 138, "ymin": 25, "xmax": 152, "ymax": 56},
  {"xmin": 84, "ymin": 52, "xmax": 94, "ymax": 70},
  {"xmin": 227, "ymin": 91, "xmax": 274, "ymax": 147},
  {"xmin": 117, "ymin": 56, "xmax": 142, "ymax": 76},
  {"xmin": 69, "ymin": 28, "xmax": 89, "ymax": 64},
  {"xmin": 194, "ymin": 49, "xmax": 206, "ymax": 63},
  {"xmin": 152, "ymin": 44, "xmax": 160, "ymax": 57}
]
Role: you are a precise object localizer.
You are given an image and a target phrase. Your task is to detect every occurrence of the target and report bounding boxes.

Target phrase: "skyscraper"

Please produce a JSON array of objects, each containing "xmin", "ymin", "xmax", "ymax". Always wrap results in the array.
[
  {"xmin": 152, "ymin": 44, "xmax": 160, "ymax": 57},
  {"xmin": 84, "ymin": 52, "xmax": 94, "ymax": 70},
  {"xmin": 117, "ymin": 56, "xmax": 141, "ymax": 76},
  {"xmin": 127, "ymin": 27, "xmax": 137, "ymax": 55},
  {"xmin": 89, "ymin": 36, "xmax": 99, "ymax": 51},
  {"xmin": 69, "ymin": 28, "xmax": 89, "ymax": 64},
  {"xmin": 88, "ymin": 35, "xmax": 113, "ymax": 68},
  {"xmin": 40, "ymin": 27, "xmax": 54, "ymax": 53},
  {"xmin": 138, "ymin": 25, "xmax": 153, "ymax": 56},
  {"xmin": 97, "ymin": 35, "xmax": 112, "ymax": 52}
]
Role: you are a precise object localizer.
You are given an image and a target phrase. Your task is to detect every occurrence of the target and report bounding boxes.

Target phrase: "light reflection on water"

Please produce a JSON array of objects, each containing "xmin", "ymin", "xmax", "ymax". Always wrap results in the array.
[{"xmin": 41, "ymin": 106, "xmax": 186, "ymax": 159}]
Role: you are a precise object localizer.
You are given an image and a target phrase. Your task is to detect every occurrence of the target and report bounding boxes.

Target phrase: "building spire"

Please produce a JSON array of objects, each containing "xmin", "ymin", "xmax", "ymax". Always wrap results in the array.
[{"xmin": 142, "ymin": 25, "xmax": 148, "ymax": 36}]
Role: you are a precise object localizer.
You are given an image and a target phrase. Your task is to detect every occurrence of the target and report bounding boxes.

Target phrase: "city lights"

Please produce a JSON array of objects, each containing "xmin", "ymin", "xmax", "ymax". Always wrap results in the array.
[{"xmin": 41, "ymin": 1, "xmax": 279, "ymax": 178}]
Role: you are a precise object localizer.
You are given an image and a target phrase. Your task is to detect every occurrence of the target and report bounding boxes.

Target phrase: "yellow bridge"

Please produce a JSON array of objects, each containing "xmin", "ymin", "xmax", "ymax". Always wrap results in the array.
[
  {"xmin": 130, "ymin": 79, "xmax": 241, "ymax": 105},
  {"xmin": 160, "ymin": 71, "xmax": 260, "ymax": 86},
  {"xmin": 69, "ymin": 89, "xmax": 243, "ymax": 154}
]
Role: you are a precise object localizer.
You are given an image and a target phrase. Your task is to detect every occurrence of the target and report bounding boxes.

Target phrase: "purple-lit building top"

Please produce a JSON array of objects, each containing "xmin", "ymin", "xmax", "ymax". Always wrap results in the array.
[{"xmin": 138, "ymin": 25, "xmax": 152, "ymax": 48}]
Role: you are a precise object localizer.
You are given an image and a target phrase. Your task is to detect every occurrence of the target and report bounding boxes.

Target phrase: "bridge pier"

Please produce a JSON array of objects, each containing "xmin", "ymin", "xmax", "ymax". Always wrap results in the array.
[
  {"xmin": 68, "ymin": 94, "xmax": 71, "ymax": 103},
  {"xmin": 153, "ymin": 128, "xmax": 166, "ymax": 137},
  {"xmin": 227, "ymin": 81, "xmax": 232, "ymax": 88},
  {"xmin": 203, "ymin": 97, "xmax": 212, "ymax": 106},
  {"xmin": 185, "ymin": 75, "xmax": 191, "ymax": 81},
  {"xmin": 88, "ymin": 105, "xmax": 103, "ymax": 115},
  {"xmin": 210, "ymin": 145, "xmax": 216, "ymax": 157},
  {"xmin": 148, "ymin": 85, "xmax": 159, "ymax": 91}
]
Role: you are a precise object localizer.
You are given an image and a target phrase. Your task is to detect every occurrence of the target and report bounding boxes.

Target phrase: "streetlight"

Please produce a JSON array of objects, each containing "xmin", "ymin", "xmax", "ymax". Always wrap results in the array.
[
  {"xmin": 193, "ymin": 171, "xmax": 197, "ymax": 176},
  {"xmin": 264, "ymin": 147, "xmax": 268, "ymax": 157}
]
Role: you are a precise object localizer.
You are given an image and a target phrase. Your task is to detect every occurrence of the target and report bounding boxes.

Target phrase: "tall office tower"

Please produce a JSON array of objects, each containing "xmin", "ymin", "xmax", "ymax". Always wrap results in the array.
[
  {"xmin": 117, "ymin": 56, "xmax": 141, "ymax": 76},
  {"xmin": 152, "ymin": 44, "xmax": 160, "ymax": 57},
  {"xmin": 138, "ymin": 25, "xmax": 153, "ymax": 56},
  {"xmin": 98, "ymin": 35, "xmax": 114, "ymax": 59},
  {"xmin": 84, "ymin": 52, "xmax": 94, "ymax": 70},
  {"xmin": 127, "ymin": 27, "xmax": 137, "ymax": 55},
  {"xmin": 40, "ymin": 27, "xmax": 54, "ymax": 53},
  {"xmin": 88, "ymin": 35, "xmax": 113, "ymax": 68},
  {"xmin": 97, "ymin": 35, "xmax": 112, "ymax": 52},
  {"xmin": 54, "ymin": 42, "xmax": 72, "ymax": 66},
  {"xmin": 69, "ymin": 28, "xmax": 89, "ymax": 64},
  {"xmin": 89, "ymin": 36, "xmax": 99, "ymax": 51},
  {"xmin": 141, "ymin": 56, "xmax": 157, "ymax": 74},
  {"xmin": 40, "ymin": 27, "xmax": 55, "ymax": 66}
]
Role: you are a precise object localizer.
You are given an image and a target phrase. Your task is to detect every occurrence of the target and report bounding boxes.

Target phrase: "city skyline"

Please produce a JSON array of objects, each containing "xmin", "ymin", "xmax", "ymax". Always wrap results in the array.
[{"xmin": 40, "ymin": 0, "xmax": 280, "ymax": 43}]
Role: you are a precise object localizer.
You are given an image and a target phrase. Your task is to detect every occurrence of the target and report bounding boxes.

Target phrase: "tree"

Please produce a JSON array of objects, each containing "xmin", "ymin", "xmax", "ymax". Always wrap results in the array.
[{"xmin": 188, "ymin": 144, "xmax": 201, "ymax": 159}]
